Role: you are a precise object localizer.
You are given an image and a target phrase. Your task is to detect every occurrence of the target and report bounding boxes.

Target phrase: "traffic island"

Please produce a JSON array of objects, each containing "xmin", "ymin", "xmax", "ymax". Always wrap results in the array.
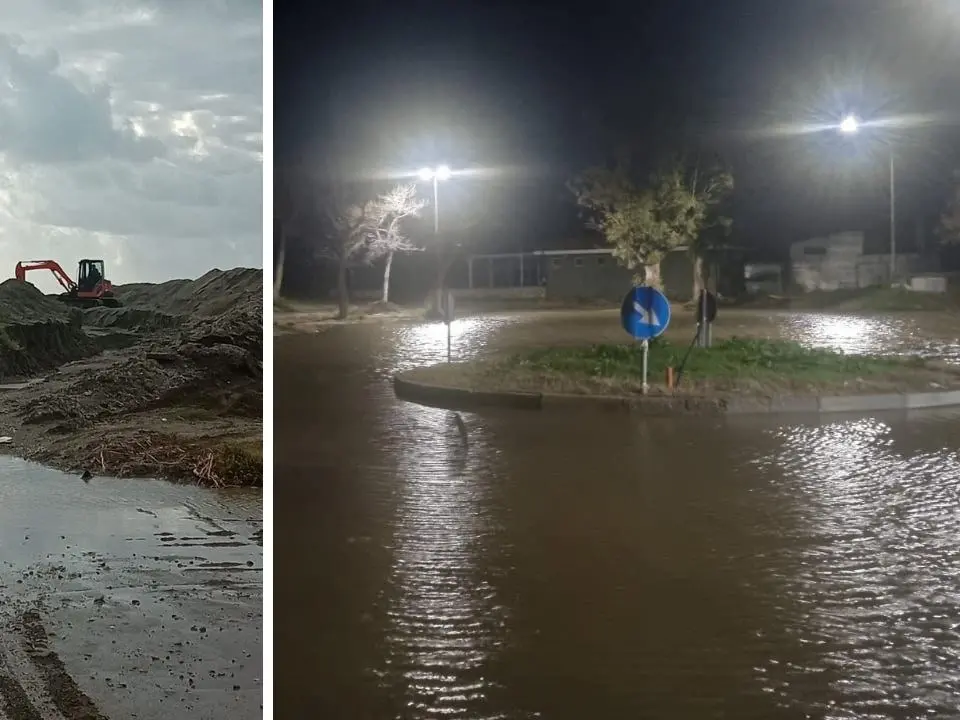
[{"xmin": 393, "ymin": 338, "xmax": 960, "ymax": 415}]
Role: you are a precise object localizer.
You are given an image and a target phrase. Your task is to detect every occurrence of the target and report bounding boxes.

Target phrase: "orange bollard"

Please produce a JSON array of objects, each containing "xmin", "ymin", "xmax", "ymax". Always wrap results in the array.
[{"xmin": 666, "ymin": 366, "xmax": 675, "ymax": 390}]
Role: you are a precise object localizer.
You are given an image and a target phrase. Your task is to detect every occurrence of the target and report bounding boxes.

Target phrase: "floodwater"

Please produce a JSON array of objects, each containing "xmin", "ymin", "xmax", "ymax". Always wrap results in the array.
[
  {"xmin": 275, "ymin": 310, "xmax": 960, "ymax": 719},
  {"xmin": 0, "ymin": 458, "xmax": 262, "ymax": 719}
]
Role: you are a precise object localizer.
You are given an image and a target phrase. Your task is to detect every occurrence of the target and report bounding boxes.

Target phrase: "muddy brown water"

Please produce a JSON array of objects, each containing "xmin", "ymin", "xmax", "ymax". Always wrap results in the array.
[
  {"xmin": 0, "ymin": 459, "xmax": 262, "ymax": 720},
  {"xmin": 276, "ymin": 310, "xmax": 960, "ymax": 719}
]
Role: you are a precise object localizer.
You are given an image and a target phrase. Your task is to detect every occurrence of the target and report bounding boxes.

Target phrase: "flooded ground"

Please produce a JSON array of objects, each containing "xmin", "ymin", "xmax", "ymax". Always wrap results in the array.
[
  {"xmin": 0, "ymin": 459, "xmax": 262, "ymax": 720},
  {"xmin": 393, "ymin": 307, "xmax": 960, "ymax": 367},
  {"xmin": 275, "ymin": 309, "xmax": 960, "ymax": 719}
]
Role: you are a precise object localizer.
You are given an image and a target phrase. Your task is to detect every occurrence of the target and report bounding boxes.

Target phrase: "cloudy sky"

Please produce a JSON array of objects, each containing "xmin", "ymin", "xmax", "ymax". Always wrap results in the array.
[{"xmin": 0, "ymin": 0, "xmax": 262, "ymax": 292}]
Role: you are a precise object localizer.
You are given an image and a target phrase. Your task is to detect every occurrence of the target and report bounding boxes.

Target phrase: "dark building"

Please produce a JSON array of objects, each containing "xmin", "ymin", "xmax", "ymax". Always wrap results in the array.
[{"xmin": 538, "ymin": 248, "xmax": 743, "ymax": 303}]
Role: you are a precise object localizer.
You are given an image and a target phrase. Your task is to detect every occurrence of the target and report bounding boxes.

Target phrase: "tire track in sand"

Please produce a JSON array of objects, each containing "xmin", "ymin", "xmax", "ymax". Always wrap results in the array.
[{"xmin": 0, "ymin": 611, "xmax": 108, "ymax": 720}]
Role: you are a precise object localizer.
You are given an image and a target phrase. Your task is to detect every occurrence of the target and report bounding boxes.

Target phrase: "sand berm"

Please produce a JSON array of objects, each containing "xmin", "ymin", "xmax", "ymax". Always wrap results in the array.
[{"xmin": 0, "ymin": 267, "xmax": 262, "ymax": 486}]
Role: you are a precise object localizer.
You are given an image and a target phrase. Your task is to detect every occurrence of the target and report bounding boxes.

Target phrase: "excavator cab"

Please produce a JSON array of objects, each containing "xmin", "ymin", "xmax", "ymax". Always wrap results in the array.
[
  {"xmin": 13, "ymin": 258, "xmax": 120, "ymax": 307},
  {"xmin": 77, "ymin": 259, "xmax": 104, "ymax": 293}
]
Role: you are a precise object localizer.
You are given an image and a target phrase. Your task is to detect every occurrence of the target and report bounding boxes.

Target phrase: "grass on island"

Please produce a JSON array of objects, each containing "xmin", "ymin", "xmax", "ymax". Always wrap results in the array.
[
  {"xmin": 414, "ymin": 337, "xmax": 955, "ymax": 398},
  {"xmin": 507, "ymin": 338, "xmax": 917, "ymax": 383}
]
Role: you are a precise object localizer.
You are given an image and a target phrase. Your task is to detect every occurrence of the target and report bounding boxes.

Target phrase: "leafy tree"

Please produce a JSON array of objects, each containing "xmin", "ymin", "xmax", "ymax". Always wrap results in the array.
[
  {"xmin": 569, "ymin": 164, "xmax": 686, "ymax": 288},
  {"xmin": 569, "ymin": 159, "xmax": 732, "ymax": 294},
  {"xmin": 679, "ymin": 161, "xmax": 734, "ymax": 298},
  {"xmin": 937, "ymin": 171, "xmax": 960, "ymax": 246}
]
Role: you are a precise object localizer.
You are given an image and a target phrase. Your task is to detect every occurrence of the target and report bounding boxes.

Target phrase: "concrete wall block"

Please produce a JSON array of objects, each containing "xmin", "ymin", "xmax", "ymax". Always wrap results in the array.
[
  {"xmin": 904, "ymin": 390, "xmax": 960, "ymax": 409},
  {"xmin": 725, "ymin": 397, "xmax": 772, "ymax": 414},
  {"xmin": 818, "ymin": 393, "xmax": 905, "ymax": 413},
  {"xmin": 769, "ymin": 396, "xmax": 821, "ymax": 413}
]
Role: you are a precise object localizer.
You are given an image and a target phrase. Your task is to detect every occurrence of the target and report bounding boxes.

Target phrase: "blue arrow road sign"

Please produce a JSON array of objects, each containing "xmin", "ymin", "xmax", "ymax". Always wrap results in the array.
[{"xmin": 621, "ymin": 285, "xmax": 671, "ymax": 340}]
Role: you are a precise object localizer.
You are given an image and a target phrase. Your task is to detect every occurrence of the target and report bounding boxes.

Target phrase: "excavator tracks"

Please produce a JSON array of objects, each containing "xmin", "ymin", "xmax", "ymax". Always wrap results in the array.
[{"xmin": 0, "ymin": 611, "xmax": 108, "ymax": 720}]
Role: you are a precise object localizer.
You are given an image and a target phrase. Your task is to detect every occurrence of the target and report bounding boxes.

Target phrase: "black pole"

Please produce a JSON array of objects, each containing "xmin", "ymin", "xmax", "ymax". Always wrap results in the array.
[{"xmin": 674, "ymin": 327, "xmax": 700, "ymax": 388}]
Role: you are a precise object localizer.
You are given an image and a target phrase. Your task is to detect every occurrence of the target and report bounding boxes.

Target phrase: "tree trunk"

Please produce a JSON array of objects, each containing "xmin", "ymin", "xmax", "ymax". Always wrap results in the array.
[
  {"xmin": 382, "ymin": 251, "xmax": 394, "ymax": 304},
  {"xmin": 273, "ymin": 227, "xmax": 286, "ymax": 301},
  {"xmin": 691, "ymin": 254, "xmax": 706, "ymax": 301},
  {"xmin": 336, "ymin": 256, "xmax": 349, "ymax": 319},
  {"xmin": 644, "ymin": 262, "xmax": 663, "ymax": 289}
]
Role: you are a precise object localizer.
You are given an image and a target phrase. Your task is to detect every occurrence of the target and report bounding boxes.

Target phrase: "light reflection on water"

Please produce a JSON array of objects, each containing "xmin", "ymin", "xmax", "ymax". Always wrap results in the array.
[
  {"xmin": 377, "ymin": 400, "xmax": 509, "ymax": 718},
  {"xmin": 386, "ymin": 316, "xmax": 524, "ymax": 373},
  {"xmin": 779, "ymin": 313, "xmax": 960, "ymax": 362},
  {"xmin": 747, "ymin": 415, "xmax": 960, "ymax": 717},
  {"xmin": 382, "ymin": 310, "xmax": 960, "ymax": 371},
  {"xmin": 276, "ymin": 311, "xmax": 960, "ymax": 718}
]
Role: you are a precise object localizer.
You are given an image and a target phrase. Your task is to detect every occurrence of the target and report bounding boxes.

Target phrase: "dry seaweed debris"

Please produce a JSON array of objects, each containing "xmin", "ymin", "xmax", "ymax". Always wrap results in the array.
[{"xmin": 48, "ymin": 430, "xmax": 262, "ymax": 487}]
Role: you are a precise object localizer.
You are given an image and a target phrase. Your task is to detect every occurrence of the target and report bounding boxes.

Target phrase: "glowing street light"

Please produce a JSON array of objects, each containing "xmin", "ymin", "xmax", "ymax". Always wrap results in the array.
[
  {"xmin": 418, "ymin": 165, "xmax": 451, "ymax": 182},
  {"xmin": 837, "ymin": 114, "xmax": 897, "ymax": 283},
  {"xmin": 839, "ymin": 114, "xmax": 859, "ymax": 134}
]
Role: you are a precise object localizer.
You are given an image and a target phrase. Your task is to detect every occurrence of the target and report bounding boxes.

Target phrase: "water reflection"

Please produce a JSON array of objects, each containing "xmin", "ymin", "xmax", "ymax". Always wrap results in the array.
[
  {"xmin": 388, "ymin": 317, "xmax": 523, "ymax": 372},
  {"xmin": 378, "ymin": 401, "xmax": 509, "ymax": 718},
  {"xmin": 276, "ymin": 313, "xmax": 960, "ymax": 719},
  {"xmin": 780, "ymin": 313, "xmax": 960, "ymax": 362},
  {"xmin": 751, "ymin": 417, "xmax": 960, "ymax": 717}
]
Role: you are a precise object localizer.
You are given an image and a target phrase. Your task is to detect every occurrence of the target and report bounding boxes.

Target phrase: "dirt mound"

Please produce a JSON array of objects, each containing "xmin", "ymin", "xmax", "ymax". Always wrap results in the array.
[
  {"xmin": 0, "ymin": 280, "xmax": 98, "ymax": 379},
  {"xmin": 18, "ymin": 288, "xmax": 262, "ymax": 429},
  {"xmin": 83, "ymin": 268, "xmax": 262, "ymax": 345},
  {"xmin": 112, "ymin": 267, "xmax": 262, "ymax": 317},
  {"xmin": 0, "ymin": 279, "xmax": 77, "ymax": 325},
  {"xmin": 83, "ymin": 306, "xmax": 183, "ymax": 334},
  {"xmin": 0, "ymin": 269, "xmax": 262, "ymax": 487}
]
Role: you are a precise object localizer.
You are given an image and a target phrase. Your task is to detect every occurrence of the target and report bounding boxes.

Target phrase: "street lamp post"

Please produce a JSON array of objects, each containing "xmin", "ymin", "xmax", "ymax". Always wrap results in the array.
[
  {"xmin": 889, "ymin": 148, "xmax": 895, "ymax": 282},
  {"xmin": 418, "ymin": 165, "xmax": 452, "ymax": 312},
  {"xmin": 839, "ymin": 115, "xmax": 897, "ymax": 283}
]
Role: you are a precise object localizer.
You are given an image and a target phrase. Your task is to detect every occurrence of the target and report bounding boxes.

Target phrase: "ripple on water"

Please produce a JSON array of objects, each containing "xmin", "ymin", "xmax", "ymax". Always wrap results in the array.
[
  {"xmin": 381, "ymin": 316, "xmax": 527, "ymax": 374},
  {"xmin": 279, "ymin": 314, "xmax": 960, "ymax": 718},
  {"xmin": 374, "ymin": 399, "xmax": 510, "ymax": 719},
  {"xmin": 751, "ymin": 417, "xmax": 960, "ymax": 716},
  {"xmin": 779, "ymin": 313, "xmax": 960, "ymax": 362}
]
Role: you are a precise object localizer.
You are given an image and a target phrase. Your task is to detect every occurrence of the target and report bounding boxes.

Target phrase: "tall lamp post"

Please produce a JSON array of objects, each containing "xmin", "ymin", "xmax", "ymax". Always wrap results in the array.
[
  {"xmin": 839, "ymin": 115, "xmax": 896, "ymax": 283},
  {"xmin": 418, "ymin": 165, "xmax": 452, "ymax": 311}
]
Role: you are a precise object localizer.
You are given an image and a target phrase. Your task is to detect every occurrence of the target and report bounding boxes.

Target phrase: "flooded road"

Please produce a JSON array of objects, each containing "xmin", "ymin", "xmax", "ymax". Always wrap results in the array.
[
  {"xmin": 0, "ymin": 459, "xmax": 262, "ymax": 720},
  {"xmin": 387, "ymin": 307, "xmax": 960, "ymax": 365},
  {"xmin": 276, "ymin": 310, "xmax": 960, "ymax": 719}
]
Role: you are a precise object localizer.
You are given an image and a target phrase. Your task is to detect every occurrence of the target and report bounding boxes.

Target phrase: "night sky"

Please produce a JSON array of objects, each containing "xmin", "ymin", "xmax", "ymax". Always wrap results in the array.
[{"xmin": 276, "ymin": 0, "xmax": 960, "ymax": 259}]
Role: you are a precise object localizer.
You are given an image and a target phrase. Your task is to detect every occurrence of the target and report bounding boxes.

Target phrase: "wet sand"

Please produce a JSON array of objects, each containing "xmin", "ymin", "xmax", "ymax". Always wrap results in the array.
[{"xmin": 0, "ymin": 458, "xmax": 262, "ymax": 719}]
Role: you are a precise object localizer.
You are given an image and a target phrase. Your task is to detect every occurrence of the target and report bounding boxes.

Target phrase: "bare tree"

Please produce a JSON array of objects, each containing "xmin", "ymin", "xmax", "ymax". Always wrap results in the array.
[
  {"xmin": 273, "ymin": 170, "xmax": 299, "ymax": 301},
  {"xmin": 315, "ymin": 184, "xmax": 382, "ymax": 319},
  {"xmin": 365, "ymin": 183, "xmax": 426, "ymax": 304},
  {"xmin": 278, "ymin": 167, "xmax": 424, "ymax": 318},
  {"xmin": 938, "ymin": 171, "xmax": 960, "ymax": 246}
]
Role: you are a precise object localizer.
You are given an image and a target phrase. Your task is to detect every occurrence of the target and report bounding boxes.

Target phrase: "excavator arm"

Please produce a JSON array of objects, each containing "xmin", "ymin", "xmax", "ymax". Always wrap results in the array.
[{"xmin": 14, "ymin": 260, "xmax": 77, "ymax": 292}]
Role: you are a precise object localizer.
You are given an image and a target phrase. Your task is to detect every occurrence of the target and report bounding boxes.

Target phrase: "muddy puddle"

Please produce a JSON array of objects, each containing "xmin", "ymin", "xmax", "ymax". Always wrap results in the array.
[{"xmin": 0, "ymin": 457, "xmax": 262, "ymax": 720}]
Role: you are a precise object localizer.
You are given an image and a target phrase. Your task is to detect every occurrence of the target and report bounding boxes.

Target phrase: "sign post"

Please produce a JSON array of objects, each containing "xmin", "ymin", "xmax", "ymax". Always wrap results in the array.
[
  {"xmin": 443, "ymin": 291, "xmax": 455, "ymax": 362},
  {"xmin": 696, "ymin": 289, "xmax": 718, "ymax": 348},
  {"xmin": 620, "ymin": 286, "xmax": 672, "ymax": 394}
]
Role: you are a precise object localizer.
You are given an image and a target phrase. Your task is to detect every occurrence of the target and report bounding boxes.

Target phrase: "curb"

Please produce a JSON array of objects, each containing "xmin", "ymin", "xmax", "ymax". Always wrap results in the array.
[{"xmin": 393, "ymin": 372, "xmax": 960, "ymax": 416}]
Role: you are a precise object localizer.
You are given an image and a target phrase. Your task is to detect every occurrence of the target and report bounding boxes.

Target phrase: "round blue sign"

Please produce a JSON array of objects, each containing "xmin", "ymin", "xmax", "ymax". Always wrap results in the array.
[{"xmin": 620, "ymin": 285, "xmax": 671, "ymax": 340}]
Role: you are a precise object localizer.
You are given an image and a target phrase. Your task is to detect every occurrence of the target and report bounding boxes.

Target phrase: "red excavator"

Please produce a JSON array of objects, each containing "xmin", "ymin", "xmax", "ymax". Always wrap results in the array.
[{"xmin": 14, "ymin": 259, "xmax": 122, "ymax": 307}]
